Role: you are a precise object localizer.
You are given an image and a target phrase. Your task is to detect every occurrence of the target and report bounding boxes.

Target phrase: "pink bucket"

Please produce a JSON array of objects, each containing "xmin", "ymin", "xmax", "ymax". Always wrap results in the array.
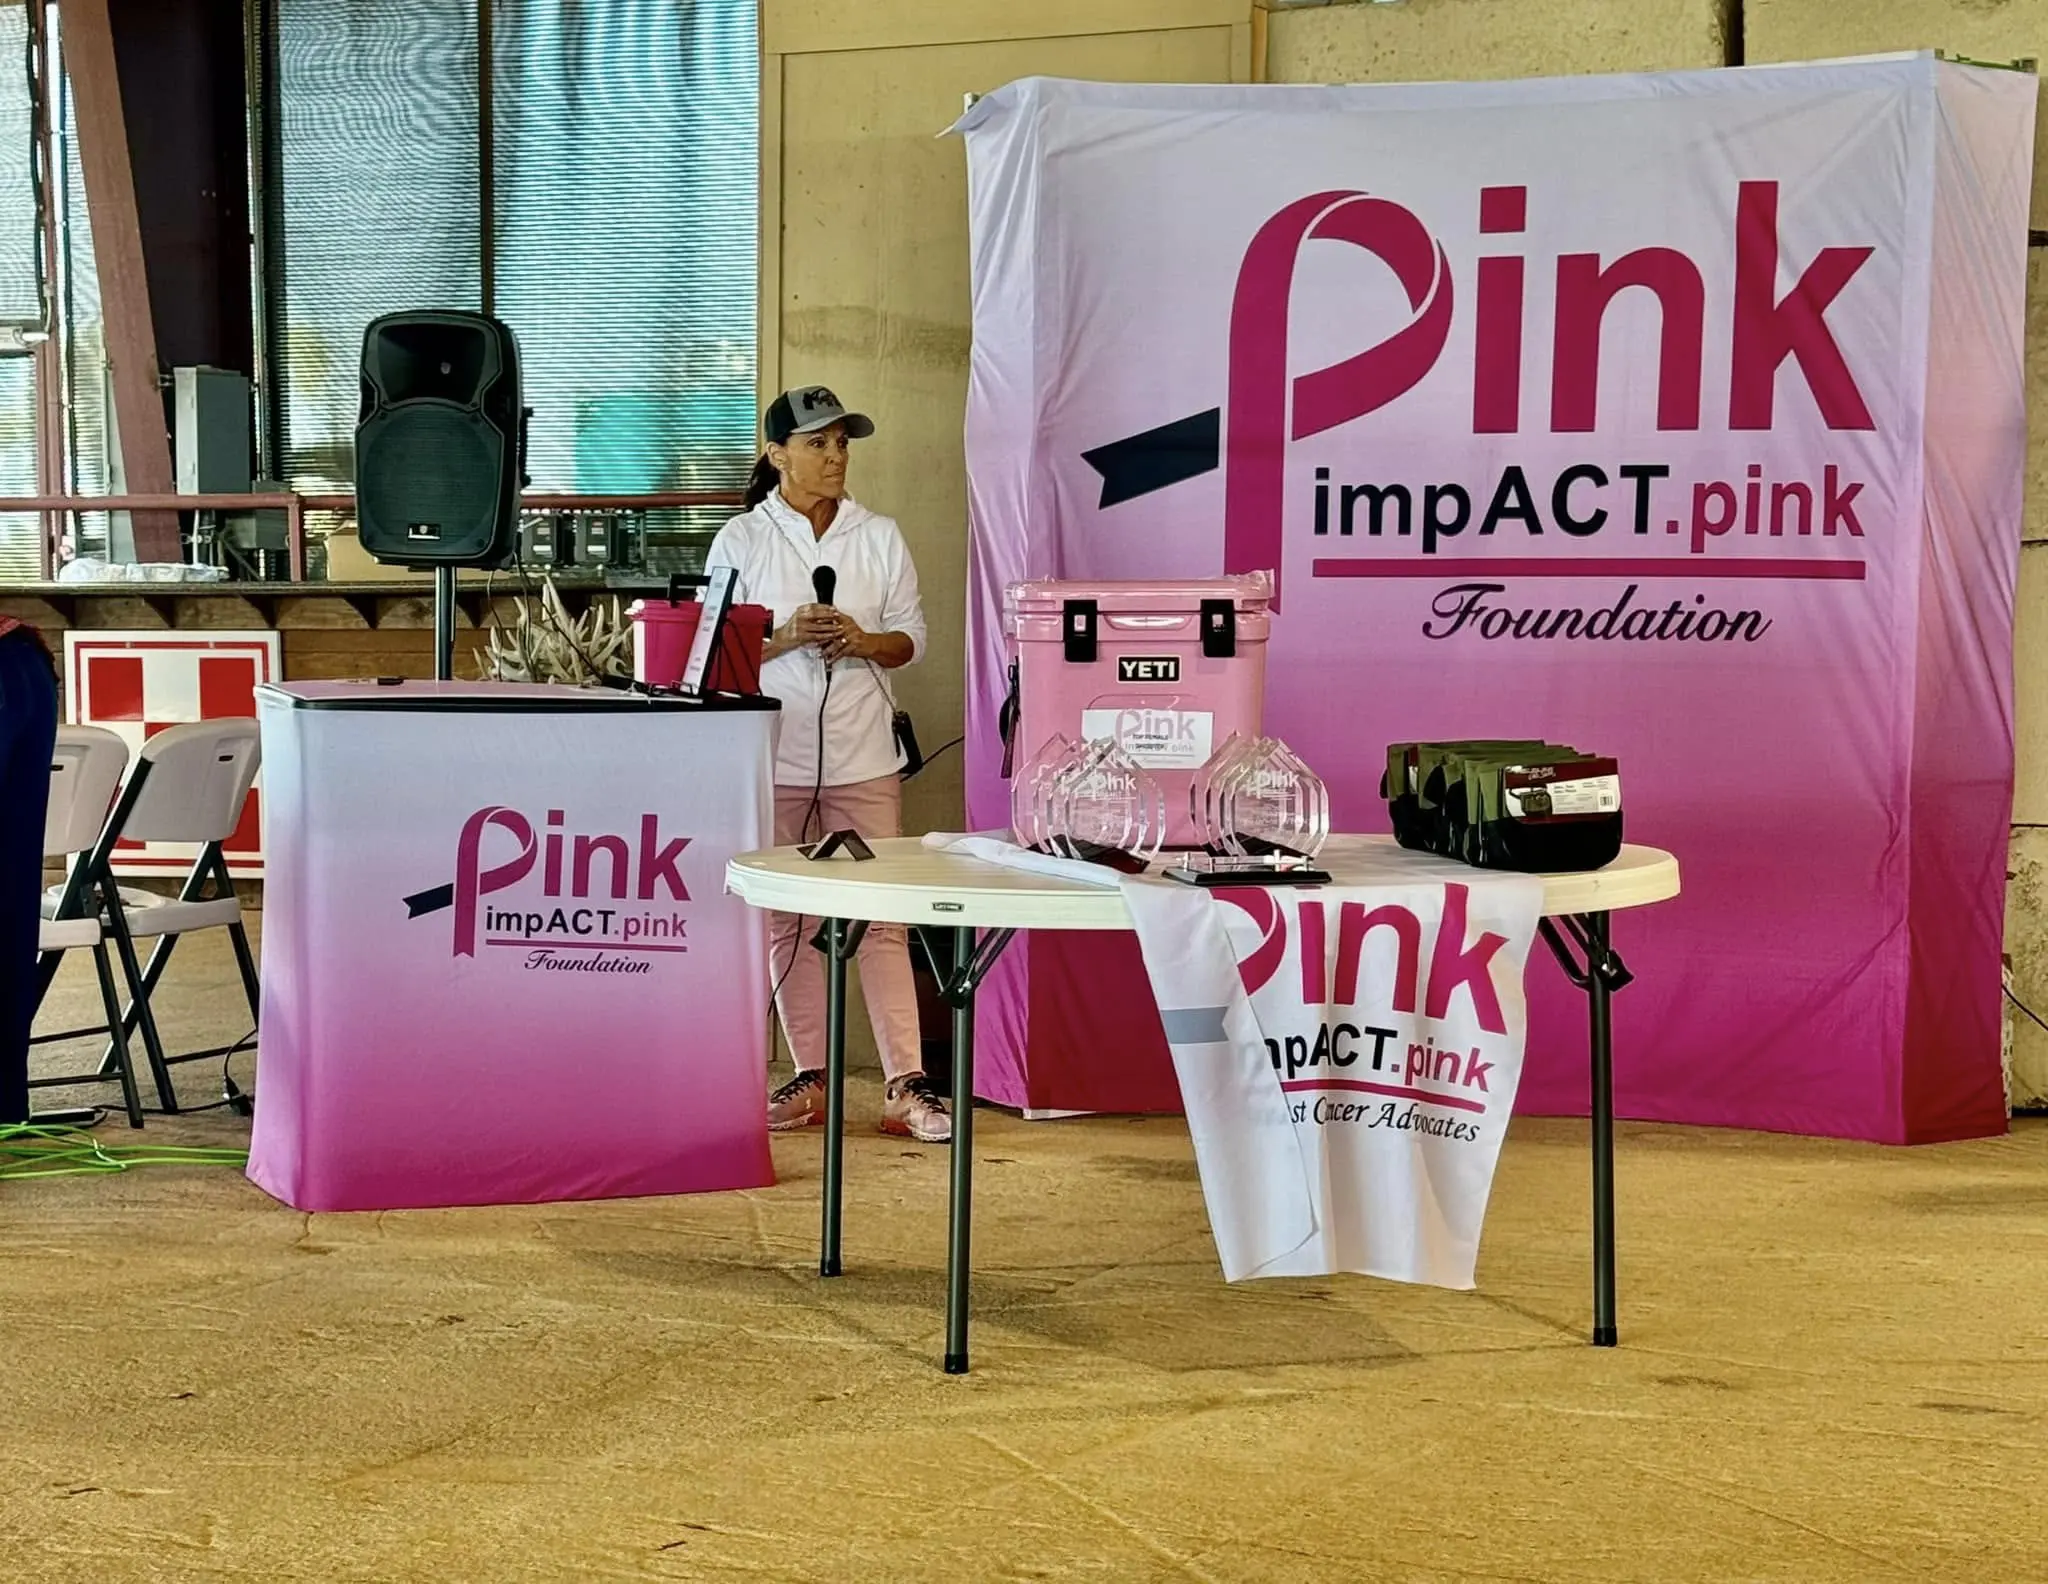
[
  {"xmin": 629, "ymin": 599, "xmax": 700, "ymax": 688},
  {"xmin": 627, "ymin": 596, "xmax": 770, "ymax": 694}
]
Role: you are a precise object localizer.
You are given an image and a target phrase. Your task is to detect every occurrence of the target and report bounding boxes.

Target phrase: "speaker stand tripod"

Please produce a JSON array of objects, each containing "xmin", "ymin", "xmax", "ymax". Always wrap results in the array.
[{"xmin": 433, "ymin": 565, "xmax": 457, "ymax": 682}]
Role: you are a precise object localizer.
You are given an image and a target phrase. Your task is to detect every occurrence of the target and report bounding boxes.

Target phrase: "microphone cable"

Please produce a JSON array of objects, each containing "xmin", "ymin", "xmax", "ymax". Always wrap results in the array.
[
  {"xmin": 800, "ymin": 560, "xmax": 839, "ymax": 847},
  {"xmin": 763, "ymin": 641, "xmax": 835, "ymax": 1034}
]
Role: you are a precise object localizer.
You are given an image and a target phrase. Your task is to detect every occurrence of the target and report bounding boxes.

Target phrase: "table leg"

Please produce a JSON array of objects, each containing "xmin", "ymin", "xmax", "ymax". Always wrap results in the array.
[
  {"xmin": 821, "ymin": 917, "xmax": 848, "ymax": 1279},
  {"xmin": 1538, "ymin": 912, "xmax": 1631, "ymax": 1348},
  {"xmin": 944, "ymin": 925, "xmax": 976, "ymax": 1374},
  {"xmin": 1587, "ymin": 911, "xmax": 1617, "ymax": 1347}
]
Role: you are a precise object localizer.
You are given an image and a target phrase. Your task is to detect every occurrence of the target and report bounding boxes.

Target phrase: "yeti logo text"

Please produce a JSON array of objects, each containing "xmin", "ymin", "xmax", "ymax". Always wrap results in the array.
[
  {"xmin": 1117, "ymin": 655, "xmax": 1180, "ymax": 683},
  {"xmin": 446, "ymin": 807, "xmax": 691, "ymax": 957},
  {"xmin": 1081, "ymin": 181, "xmax": 1876, "ymax": 602}
]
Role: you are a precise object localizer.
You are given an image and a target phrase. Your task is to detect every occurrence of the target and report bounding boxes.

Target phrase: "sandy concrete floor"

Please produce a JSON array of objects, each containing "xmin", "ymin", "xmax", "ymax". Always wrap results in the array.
[{"xmin": 7, "ymin": 928, "xmax": 2048, "ymax": 1581}]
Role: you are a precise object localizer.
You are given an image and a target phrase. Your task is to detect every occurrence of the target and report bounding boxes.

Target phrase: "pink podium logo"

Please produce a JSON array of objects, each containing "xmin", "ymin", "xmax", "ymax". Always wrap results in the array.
[{"xmin": 404, "ymin": 806, "xmax": 694, "ymax": 960}]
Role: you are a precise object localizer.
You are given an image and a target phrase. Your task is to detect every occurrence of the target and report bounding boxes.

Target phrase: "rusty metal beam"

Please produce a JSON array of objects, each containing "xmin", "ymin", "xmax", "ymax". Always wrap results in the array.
[
  {"xmin": 296, "ymin": 492, "xmax": 748, "ymax": 513},
  {"xmin": 61, "ymin": 0, "xmax": 180, "ymax": 563}
]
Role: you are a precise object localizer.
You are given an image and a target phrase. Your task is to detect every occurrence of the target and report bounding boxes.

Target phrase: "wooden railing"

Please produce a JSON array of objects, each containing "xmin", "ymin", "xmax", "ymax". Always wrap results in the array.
[{"xmin": 3, "ymin": 489, "xmax": 746, "ymax": 582}]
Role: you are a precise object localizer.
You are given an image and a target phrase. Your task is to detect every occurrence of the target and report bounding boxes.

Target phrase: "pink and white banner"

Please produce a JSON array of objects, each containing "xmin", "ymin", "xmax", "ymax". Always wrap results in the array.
[
  {"xmin": 957, "ymin": 55, "xmax": 2035, "ymax": 1142},
  {"xmin": 1123, "ymin": 853, "xmax": 1543, "ymax": 1287},
  {"xmin": 249, "ymin": 682, "xmax": 778, "ymax": 1210}
]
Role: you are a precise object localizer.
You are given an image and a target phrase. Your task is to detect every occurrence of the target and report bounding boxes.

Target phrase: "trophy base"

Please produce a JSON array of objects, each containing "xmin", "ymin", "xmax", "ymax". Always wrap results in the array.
[
  {"xmin": 1026, "ymin": 839, "xmax": 1151, "ymax": 874},
  {"xmin": 1162, "ymin": 853, "xmax": 1330, "ymax": 888}
]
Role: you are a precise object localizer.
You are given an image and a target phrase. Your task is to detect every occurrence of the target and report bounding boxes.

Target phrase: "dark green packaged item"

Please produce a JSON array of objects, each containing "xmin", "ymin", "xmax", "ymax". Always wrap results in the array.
[
  {"xmin": 1479, "ymin": 756, "xmax": 1622, "ymax": 872},
  {"xmin": 1384, "ymin": 740, "xmax": 1621, "ymax": 872},
  {"xmin": 1394, "ymin": 740, "xmax": 1553, "ymax": 853},
  {"xmin": 1419, "ymin": 742, "xmax": 1563, "ymax": 856},
  {"xmin": 1441, "ymin": 747, "xmax": 1576, "ymax": 863},
  {"xmin": 1458, "ymin": 749, "xmax": 1630, "ymax": 872},
  {"xmin": 1452, "ymin": 751, "xmax": 1621, "ymax": 872}
]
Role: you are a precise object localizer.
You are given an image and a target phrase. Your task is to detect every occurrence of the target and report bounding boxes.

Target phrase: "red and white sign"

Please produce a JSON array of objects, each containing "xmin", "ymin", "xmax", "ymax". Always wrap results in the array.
[{"xmin": 63, "ymin": 631, "xmax": 276, "ymax": 877}]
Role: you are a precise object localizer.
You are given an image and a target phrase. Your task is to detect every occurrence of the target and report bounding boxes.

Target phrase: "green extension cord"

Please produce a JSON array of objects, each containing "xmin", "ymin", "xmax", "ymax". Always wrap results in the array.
[{"xmin": 0, "ymin": 1125, "xmax": 249, "ymax": 1180}]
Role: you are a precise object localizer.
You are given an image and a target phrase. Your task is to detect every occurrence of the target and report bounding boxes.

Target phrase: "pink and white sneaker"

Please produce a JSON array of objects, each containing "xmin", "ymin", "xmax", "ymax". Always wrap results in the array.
[
  {"xmin": 767, "ymin": 1069, "xmax": 826, "ymax": 1131},
  {"xmin": 880, "ymin": 1074, "xmax": 952, "ymax": 1144}
]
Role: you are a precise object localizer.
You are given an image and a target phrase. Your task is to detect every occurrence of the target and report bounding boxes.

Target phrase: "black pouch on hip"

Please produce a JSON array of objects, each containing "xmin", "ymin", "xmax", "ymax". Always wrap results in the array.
[{"xmin": 894, "ymin": 709, "xmax": 925, "ymax": 779}]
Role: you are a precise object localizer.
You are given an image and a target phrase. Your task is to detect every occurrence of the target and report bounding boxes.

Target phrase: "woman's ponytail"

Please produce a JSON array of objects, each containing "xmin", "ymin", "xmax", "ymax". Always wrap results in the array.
[{"xmin": 742, "ymin": 453, "xmax": 779, "ymax": 509}]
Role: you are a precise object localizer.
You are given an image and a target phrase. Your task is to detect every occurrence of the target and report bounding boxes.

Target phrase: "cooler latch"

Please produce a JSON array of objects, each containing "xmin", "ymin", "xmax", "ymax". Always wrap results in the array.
[
  {"xmin": 1200, "ymin": 598, "xmax": 1236, "ymax": 658},
  {"xmin": 1062, "ymin": 599, "xmax": 1098, "ymax": 663}
]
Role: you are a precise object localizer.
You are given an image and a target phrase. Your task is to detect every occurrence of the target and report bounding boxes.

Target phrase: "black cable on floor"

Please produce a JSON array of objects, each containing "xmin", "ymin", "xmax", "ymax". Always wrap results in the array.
[{"xmin": 2004, "ymin": 981, "xmax": 2048, "ymax": 1035}]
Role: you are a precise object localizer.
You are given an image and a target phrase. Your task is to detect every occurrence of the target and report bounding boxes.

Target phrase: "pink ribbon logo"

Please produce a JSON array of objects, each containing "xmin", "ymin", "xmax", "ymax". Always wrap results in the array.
[
  {"xmin": 1081, "ymin": 191, "xmax": 1454, "ymax": 606},
  {"xmin": 449, "ymin": 805, "xmax": 537, "ymax": 957},
  {"xmin": 1215, "ymin": 886, "xmax": 1290, "ymax": 995}
]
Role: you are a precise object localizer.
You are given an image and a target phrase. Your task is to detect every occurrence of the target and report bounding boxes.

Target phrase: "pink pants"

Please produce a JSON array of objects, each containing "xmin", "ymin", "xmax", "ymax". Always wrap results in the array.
[{"xmin": 771, "ymin": 775, "xmax": 923, "ymax": 1079}]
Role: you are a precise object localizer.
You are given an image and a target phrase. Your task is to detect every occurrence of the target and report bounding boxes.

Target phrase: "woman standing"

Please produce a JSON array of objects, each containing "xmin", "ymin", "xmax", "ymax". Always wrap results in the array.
[
  {"xmin": 0, "ymin": 615, "xmax": 58, "ymax": 1124},
  {"xmin": 707, "ymin": 387, "xmax": 951, "ymax": 1145}
]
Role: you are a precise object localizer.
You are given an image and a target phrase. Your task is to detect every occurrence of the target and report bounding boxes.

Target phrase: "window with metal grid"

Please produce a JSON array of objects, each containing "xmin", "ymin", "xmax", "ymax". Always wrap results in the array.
[
  {"xmin": 0, "ymin": 2, "xmax": 115, "ymax": 584},
  {"xmin": 269, "ymin": 0, "xmax": 758, "ymax": 575}
]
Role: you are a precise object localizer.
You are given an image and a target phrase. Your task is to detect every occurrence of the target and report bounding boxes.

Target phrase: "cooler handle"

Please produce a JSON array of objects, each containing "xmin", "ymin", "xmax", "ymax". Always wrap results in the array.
[{"xmin": 667, "ymin": 574, "xmax": 709, "ymax": 605}]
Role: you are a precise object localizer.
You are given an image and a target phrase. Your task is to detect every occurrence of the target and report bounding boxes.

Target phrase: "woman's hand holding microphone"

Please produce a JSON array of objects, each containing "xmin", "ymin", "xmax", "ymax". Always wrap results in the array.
[{"xmin": 770, "ymin": 604, "xmax": 869, "ymax": 664}]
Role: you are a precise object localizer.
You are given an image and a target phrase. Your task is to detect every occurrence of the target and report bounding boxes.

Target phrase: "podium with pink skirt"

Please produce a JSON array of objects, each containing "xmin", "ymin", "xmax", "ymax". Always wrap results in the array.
[{"xmin": 247, "ymin": 680, "xmax": 779, "ymax": 1211}]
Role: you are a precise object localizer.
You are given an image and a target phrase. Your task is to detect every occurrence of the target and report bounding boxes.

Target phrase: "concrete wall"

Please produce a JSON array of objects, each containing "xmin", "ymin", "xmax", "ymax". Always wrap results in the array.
[
  {"xmin": 760, "ymin": 0, "xmax": 1255, "ymax": 841},
  {"xmin": 757, "ymin": 0, "xmax": 1255, "ymax": 1067},
  {"xmin": 1266, "ymin": 0, "xmax": 1733, "ymax": 82}
]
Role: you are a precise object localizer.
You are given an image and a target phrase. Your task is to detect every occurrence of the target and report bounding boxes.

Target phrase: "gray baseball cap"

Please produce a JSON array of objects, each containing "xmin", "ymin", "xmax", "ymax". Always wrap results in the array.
[{"xmin": 765, "ymin": 385, "xmax": 875, "ymax": 444}]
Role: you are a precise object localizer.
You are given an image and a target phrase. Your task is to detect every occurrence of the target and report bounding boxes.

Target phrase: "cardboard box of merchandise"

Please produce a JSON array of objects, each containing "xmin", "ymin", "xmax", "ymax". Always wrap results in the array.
[{"xmin": 322, "ymin": 530, "xmax": 433, "ymax": 583}]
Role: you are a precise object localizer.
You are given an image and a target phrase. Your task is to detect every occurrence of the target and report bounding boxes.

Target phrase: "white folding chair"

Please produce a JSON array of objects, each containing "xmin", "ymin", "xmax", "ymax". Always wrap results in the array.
[
  {"xmin": 30, "ymin": 726, "xmax": 145, "ymax": 1126},
  {"xmin": 50, "ymin": 718, "xmax": 263, "ymax": 1114}
]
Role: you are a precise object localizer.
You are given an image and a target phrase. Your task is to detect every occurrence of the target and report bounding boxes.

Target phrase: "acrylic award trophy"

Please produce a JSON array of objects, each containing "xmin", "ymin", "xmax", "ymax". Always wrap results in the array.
[
  {"xmin": 1010, "ymin": 734, "xmax": 1165, "ymax": 872},
  {"xmin": 1167, "ymin": 734, "xmax": 1332, "ymax": 886},
  {"xmin": 1010, "ymin": 733, "xmax": 1081, "ymax": 854}
]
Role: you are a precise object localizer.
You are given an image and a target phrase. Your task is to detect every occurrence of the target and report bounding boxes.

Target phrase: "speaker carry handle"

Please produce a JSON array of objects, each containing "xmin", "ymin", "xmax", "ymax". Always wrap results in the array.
[{"xmin": 518, "ymin": 405, "xmax": 533, "ymax": 487}]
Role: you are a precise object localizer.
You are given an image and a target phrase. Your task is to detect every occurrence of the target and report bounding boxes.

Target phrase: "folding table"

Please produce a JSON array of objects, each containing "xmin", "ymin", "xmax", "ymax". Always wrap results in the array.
[{"xmin": 727, "ymin": 834, "xmax": 1680, "ymax": 1373}]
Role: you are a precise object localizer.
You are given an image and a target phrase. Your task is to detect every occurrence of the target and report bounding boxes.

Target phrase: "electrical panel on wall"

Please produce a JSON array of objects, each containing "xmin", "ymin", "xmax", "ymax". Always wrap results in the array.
[{"xmin": 174, "ymin": 366, "xmax": 253, "ymax": 495}]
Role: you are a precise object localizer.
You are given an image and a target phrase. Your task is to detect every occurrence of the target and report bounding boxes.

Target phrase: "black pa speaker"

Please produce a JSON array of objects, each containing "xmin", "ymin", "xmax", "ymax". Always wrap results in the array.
[{"xmin": 355, "ymin": 310, "xmax": 526, "ymax": 567}]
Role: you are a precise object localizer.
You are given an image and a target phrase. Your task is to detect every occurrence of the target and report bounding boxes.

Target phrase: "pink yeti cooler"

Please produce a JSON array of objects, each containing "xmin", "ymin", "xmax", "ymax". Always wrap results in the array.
[{"xmin": 1002, "ymin": 572, "xmax": 1272, "ymax": 848}]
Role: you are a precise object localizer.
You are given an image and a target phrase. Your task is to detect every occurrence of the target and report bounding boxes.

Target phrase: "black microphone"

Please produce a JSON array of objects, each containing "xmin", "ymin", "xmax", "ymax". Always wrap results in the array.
[{"xmin": 811, "ymin": 564, "xmax": 839, "ymax": 674}]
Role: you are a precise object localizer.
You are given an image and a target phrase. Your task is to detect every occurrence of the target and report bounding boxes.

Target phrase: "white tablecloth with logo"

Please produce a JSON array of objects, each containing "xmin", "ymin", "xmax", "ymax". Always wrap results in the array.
[{"xmin": 248, "ymin": 680, "xmax": 778, "ymax": 1211}]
